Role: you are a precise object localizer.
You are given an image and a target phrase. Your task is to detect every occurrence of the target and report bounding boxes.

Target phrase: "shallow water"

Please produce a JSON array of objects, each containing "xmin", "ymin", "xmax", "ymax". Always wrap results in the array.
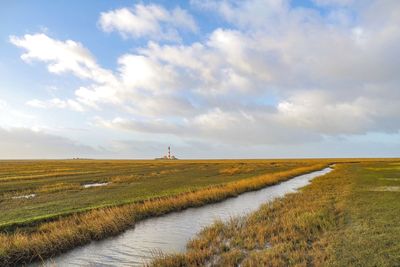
[
  {"xmin": 82, "ymin": 182, "xmax": 109, "ymax": 188},
  {"xmin": 40, "ymin": 167, "xmax": 333, "ymax": 267},
  {"xmin": 12, "ymin": 193, "xmax": 36, "ymax": 199}
]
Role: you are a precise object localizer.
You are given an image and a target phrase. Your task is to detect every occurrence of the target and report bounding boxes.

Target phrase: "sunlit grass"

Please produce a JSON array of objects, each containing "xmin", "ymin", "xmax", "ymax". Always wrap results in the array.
[
  {"xmin": 1, "ymin": 159, "xmax": 397, "ymax": 265},
  {"xmin": 0, "ymin": 160, "xmax": 328, "ymax": 265},
  {"xmin": 0, "ymin": 159, "xmax": 313, "ymax": 229},
  {"xmin": 151, "ymin": 161, "xmax": 400, "ymax": 266}
]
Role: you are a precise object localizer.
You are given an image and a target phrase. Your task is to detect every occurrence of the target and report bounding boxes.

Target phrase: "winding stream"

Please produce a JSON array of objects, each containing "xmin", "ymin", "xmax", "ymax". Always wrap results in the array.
[{"xmin": 39, "ymin": 167, "xmax": 333, "ymax": 267}]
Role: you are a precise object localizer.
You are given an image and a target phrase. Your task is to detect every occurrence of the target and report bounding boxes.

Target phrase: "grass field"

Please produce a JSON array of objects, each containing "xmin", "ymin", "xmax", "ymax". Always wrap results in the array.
[
  {"xmin": 0, "ymin": 159, "xmax": 312, "ymax": 229},
  {"xmin": 0, "ymin": 159, "xmax": 329, "ymax": 265},
  {"xmin": 152, "ymin": 161, "xmax": 400, "ymax": 266}
]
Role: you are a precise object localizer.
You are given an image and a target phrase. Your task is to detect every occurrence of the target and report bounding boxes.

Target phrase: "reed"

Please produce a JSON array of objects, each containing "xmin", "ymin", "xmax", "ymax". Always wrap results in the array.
[
  {"xmin": 0, "ymin": 159, "xmax": 311, "ymax": 229},
  {"xmin": 152, "ymin": 161, "xmax": 400, "ymax": 266},
  {"xmin": 0, "ymin": 163, "xmax": 328, "ymax": 266}
]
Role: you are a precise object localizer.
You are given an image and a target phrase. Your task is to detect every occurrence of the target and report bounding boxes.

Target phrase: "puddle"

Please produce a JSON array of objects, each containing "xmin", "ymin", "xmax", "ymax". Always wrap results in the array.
[
  {"xmin": 82, "ymin": 182, "xmax": 109, "ymax": 188},
  {"xmin": 12, "ymin": 194, "xmax": 36, "ymax": 199}
]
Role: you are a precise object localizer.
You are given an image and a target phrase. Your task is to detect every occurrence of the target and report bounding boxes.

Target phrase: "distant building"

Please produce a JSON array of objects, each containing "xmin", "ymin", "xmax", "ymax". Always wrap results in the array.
[{"xmin": 155, "ymin": 146, "xmax": 178, "ymax": 160}]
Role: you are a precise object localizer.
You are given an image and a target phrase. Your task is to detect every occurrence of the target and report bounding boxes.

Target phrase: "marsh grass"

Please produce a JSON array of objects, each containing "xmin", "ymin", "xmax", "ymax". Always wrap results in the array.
[
  {"xmin": 151, "ymin": 161, "xmax": 400, "ymax": 267},
  {"xmin": 218, "ymin": 166, "xmax": 255, "ymax": 176},
  {"xmin": 37, "ymin": 182, "xmax": 81, "ymax": 193},
  {"xmin": 110, "ymin": 174, "xmax": 141, "ymax": 183},
  {"xmin": 0, "ymin": 160, "xmax": 312, "ymax": 228},
  {"xmin": 0, "ymin": 163, "xmax": 328, "ymax": 265}
]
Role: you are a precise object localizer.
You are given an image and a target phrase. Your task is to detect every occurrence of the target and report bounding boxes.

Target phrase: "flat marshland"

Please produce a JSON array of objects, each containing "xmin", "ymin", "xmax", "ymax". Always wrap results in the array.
[
  {"xmin": 152, "ymin": 161, "xmax": 400, "ymax": 266},
  {"xmin": 0, "ymin": 159, "xmax": 315, "ymax": 228},
  {"xmin": 1, "ymin": 159, "xmax": 399, "ymax": 266},
  {"xmin": 0, "ymin": 159, "xmax": 328, "ymax": 265}
]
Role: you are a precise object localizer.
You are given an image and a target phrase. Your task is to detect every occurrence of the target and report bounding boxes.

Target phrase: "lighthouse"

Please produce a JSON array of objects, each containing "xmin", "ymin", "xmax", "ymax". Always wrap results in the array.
[{"xmin": 155, "ymin": 146, "xmax": 178, "ymax": 160}]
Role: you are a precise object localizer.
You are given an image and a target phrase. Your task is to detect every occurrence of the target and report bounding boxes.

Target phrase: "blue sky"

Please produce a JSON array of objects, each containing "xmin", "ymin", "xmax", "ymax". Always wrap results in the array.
[{"xmin": 1, "ymin": 0, "xmax": 400, "ymax": 159}]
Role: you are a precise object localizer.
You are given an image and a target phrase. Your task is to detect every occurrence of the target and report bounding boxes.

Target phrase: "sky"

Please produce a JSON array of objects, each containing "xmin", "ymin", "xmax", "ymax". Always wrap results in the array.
[{"xmin": 0, "ymin": 0, "xmax": 399, "ymax": 159}]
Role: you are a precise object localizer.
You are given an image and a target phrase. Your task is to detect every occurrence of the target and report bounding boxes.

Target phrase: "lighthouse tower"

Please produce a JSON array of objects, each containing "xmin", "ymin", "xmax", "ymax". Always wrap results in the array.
[{"xmin": 156, "ymin": 146, "xmax": 178, "ymax": 160}]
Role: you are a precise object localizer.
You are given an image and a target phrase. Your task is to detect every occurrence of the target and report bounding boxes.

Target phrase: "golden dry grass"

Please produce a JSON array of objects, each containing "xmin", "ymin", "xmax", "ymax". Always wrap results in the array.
[
  {"xmin": 36, "ymin": 182, "xmax": 81, "ymax": 193},
  {"xmin": 1, "ymin": 159, "xmax": 312, "ymax": 229},
  {"xmin": 152, "ymin": 161, "xmax": 400, "ymax": 267},
  {"xmin": 0, "ymin": 163, "xmax": 328, "ymax": 266}
]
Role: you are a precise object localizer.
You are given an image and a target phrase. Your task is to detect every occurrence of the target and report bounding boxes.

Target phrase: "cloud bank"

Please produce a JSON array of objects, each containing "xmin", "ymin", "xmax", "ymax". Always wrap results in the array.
[
  {"xmin": 0, "ymin": 127, "xmax": 101, "ymax": 159},
  {"xmin": 8, "ymin": 0, "xmax": 400, "ymax": 157}
]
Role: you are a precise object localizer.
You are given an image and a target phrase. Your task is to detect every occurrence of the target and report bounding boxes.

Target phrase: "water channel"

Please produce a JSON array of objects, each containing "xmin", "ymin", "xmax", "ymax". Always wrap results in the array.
[{"xmin": 40, "ymin": 167, "xmax": 333, "ymax": 266}]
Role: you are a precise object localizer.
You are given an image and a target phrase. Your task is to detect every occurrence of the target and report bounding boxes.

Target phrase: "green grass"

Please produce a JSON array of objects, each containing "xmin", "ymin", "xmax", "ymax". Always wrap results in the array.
[
  {"xmin": 327, "ymin": 162, "xmax": 400, "ymax": 266},
  {"xmin": 2, "ymin": 158, "xmax": 397, "ymax": 266},
  {"xmin": 0, "ymin": 159, "xmax": 311, "ymax": 229},
  {"xmin": 0, "ymin": 160, "xmax": 331, "ymax": 265},
  {"xmin": 152, "ymin": 160, "xmax": 400, "ymax": 266}
]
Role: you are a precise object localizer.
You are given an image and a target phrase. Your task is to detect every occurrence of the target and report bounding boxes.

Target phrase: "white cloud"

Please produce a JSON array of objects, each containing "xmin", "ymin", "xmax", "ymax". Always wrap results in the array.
[
  {"xmin": 27, "ymin": 98, "xmax": 84, "ymax": 112},
  {"xmin": 96, "ymin": 116, "xmax": 182, "ymax": 135},
  {"xmin": 10, "ymin": 33, "xmax": 116, "ymax": 84},
  {"xmin": 11, "ymin": 33, "xmax": 123, "ymax": 111},
  {"xmin": 117, "ymin": 54, "xmax": 183, "ymax": 93},
  {"xmin": 277, "ymin": 91, "xmax": 372, "ymax": 135},
  {"xmin": 96, "ymin": 107, "xmax": 320, "ymax": 145},
  {"xmin": 10, "ymin": 0, "xmax": 400, "ymax": 149},
  {"xmin": 98, "ymin": 4, "xmax": 197, "ymax": 41}
]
